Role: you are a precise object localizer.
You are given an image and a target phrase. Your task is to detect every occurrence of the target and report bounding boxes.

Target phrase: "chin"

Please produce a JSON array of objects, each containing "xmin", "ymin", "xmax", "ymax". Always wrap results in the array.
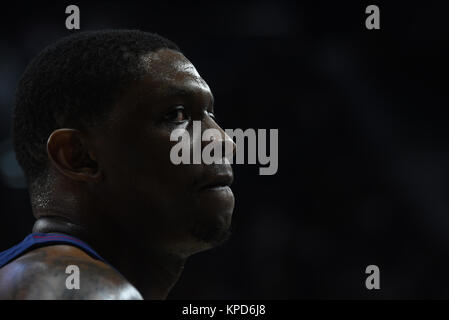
[
  {"xmin": 180, "ymin": 187, "xmax": 235, "ymax": 253},
  {"xmin": 188, "ymin": 205, "xmax": 234, "ymax": 252}
]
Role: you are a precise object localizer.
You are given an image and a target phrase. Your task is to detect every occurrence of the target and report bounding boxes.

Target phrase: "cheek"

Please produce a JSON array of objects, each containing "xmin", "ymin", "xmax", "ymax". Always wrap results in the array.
[
  {"xmin": 100, "ymin": 125, "xmax": 199, "ymax": 215},
  {"xmin": 129, "ymin": 130, "xmax": 195, "ymax": 205}
]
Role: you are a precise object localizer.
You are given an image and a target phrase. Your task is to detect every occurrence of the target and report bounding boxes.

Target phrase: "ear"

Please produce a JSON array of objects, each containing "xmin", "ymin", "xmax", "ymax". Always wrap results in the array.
[{"xmin": 46, "ymin": 128, "xmax": 103, "ymax": 182}]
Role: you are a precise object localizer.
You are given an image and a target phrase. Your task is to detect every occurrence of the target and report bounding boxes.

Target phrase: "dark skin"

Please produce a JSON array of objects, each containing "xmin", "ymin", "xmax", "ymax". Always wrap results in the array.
[{"xmin": 0, "ymin": 48, "xmax": 236, "ymax": 299}]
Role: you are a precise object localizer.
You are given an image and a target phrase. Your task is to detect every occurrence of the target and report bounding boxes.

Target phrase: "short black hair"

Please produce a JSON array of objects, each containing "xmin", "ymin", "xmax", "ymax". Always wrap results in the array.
[{"xmin": 13, "ymin": 29, "xmax": 180, "ymax": 186}]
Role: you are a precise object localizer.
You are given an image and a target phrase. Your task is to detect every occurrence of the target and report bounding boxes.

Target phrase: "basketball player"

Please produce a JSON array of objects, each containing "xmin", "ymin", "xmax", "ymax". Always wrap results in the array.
[{"xmin": 0, "ymin": 30, "xmax": 235, "ymax": 299}]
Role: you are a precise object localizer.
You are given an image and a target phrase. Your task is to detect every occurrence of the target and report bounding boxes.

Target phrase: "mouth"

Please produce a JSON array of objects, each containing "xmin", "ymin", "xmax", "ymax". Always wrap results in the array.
[{"xmin": 198, "ymin": 173, "xmax": 234, "ymax": 191}]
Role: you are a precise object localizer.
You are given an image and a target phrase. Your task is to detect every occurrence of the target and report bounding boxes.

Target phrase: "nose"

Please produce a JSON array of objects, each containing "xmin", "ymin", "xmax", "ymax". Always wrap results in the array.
[{"xmin": 201, "ymin": 117, "xmax": 236, "ymax": 161}]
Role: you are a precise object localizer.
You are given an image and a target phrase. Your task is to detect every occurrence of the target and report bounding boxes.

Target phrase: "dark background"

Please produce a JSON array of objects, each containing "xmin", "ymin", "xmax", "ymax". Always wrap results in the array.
[{"xmin": 0, "ymin": 1, "xmax": 448, "ymax": 299}]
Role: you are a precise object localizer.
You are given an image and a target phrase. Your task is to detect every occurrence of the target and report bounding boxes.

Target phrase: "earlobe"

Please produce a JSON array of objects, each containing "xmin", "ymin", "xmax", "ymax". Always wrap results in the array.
[{"xmin": 47, "ymin": 128, "xmax": 103, "ymax": 182}]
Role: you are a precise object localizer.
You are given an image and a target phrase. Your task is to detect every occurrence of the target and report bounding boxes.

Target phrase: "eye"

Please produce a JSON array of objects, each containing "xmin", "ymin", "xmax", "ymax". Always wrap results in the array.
[
  {"xmin": 207, "ymin": 111, "xmax": 217, "ymax": 121},
  {"xmin": 165, "ymin": 106, "xmax": 188, "ymax": 123}
]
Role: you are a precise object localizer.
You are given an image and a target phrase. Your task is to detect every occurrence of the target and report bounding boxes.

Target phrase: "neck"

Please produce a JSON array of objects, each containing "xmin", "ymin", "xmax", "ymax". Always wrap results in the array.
[
  {"xmin": 91, "ymin": 231, "xmax": 188, "ymax": 300},
  {"xmin": 32, "ymin": 215, "xmax": 188, "ymax": 299}
]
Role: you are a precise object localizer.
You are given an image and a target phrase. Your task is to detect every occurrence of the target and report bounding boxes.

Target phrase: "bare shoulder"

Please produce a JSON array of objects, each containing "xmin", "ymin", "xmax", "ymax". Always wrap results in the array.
[{"xmin": 0, "ymin": 245, "xmax": 143, "ymax": 300}]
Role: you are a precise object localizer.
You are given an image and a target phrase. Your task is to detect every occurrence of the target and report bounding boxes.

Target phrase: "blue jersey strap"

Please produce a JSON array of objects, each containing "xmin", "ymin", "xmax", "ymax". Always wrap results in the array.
[{"xmin": 0, "ymin": 233, "xmax": 110, "ymax": 269}]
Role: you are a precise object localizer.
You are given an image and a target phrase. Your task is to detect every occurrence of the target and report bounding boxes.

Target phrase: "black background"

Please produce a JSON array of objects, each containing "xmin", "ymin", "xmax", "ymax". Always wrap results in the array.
[{"xmin": 0, "ymin": 1, "xmax": 448, "ymax": 299}]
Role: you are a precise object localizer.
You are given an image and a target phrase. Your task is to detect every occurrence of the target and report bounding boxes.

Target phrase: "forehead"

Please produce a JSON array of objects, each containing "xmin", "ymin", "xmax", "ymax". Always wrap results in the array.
[
  {"xmin": 106, "ymin": 48, "xmax": 213, "ymax": 128},
  {"xmin": 139, "ymin": 48, "xmax": 210, "ymax": 94}
]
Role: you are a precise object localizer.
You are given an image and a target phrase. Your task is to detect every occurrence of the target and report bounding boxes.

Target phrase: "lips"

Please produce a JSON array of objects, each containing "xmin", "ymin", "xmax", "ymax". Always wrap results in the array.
[{"xmin": 198, "ymin": 173, "xmax": 234, "ymax": 191}]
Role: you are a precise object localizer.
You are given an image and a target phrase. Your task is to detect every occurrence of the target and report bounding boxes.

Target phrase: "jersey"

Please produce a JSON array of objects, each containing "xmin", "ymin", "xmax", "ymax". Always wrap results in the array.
[{"xmin": 0, "ymin": 233, "xmax": 109, "ymax": 269}]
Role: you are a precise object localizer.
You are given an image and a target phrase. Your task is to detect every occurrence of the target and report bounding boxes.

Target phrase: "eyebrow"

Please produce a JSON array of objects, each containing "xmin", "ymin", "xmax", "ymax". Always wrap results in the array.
[{"xmin": 162, "ymin": 85, "xmax": 214, "ymax": 108}]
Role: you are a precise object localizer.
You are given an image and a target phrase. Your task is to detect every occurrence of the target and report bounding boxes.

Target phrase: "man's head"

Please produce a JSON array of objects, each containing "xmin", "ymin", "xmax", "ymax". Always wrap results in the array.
[{"xmin": 13, "ymin": 30, "xmax": 235, "ymax": 256}]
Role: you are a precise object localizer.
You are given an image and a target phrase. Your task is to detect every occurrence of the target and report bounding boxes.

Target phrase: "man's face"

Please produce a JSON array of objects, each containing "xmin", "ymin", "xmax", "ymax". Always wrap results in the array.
[{"xmin": 91, "ymin": 48, "xmax": 235, "ymax": 253}]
